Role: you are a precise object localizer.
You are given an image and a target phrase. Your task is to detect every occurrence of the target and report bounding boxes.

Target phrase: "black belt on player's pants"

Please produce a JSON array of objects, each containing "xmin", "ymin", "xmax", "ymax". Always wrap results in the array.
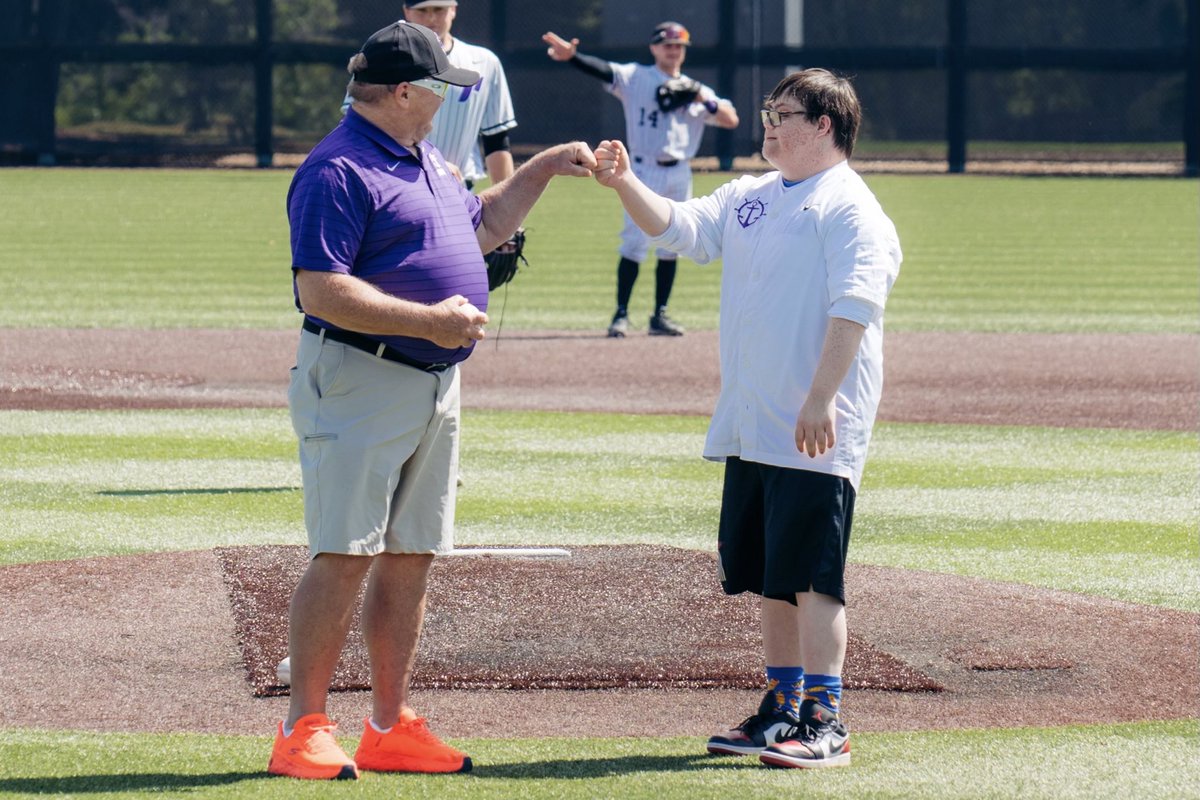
[
  {"xmin": 302, "ymin": 319, "xmax": 451, "ymax": 373},
  {"xmin": 633, "ymin": 156, "xmax": 680, "ymax": 167}
]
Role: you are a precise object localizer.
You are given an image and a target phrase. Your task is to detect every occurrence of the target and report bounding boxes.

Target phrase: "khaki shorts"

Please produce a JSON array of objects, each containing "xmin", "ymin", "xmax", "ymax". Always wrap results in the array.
[{"xmin": 288, "ymin": 330, "xmax": 460, "ymax": 558}]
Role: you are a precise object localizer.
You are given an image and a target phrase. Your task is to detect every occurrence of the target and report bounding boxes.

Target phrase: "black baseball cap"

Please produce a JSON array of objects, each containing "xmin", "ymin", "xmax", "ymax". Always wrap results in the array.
[
  {"xmin": 650, "ymin": 21, "xmax": 691, "ymax": 45},
  {"xmin": 404, "ymin": 0, "xmax": 457, "ymax": 7},
  {"xmin": 351, "ymin": 21, "xmax": 479, "ymax": 86}
]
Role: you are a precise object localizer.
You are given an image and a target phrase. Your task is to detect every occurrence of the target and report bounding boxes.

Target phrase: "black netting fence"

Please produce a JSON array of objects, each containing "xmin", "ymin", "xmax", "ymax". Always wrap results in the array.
[{"xmin": 0, "ymin": 0, "xmax": 1193, "ymax": 172}]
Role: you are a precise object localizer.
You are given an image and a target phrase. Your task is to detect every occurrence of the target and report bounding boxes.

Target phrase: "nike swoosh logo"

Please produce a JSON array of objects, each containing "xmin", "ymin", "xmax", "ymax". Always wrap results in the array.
[
  {"xmin": 386, "ymin": 161, "xmax": 401, "ymax": 171},
  {"xmin": 764, "ymin": 722, "xmax": 792, "ymax": 743},
  {"xmin": 820, "ymin": 734, "xmax": 849, "ymax": 756}
]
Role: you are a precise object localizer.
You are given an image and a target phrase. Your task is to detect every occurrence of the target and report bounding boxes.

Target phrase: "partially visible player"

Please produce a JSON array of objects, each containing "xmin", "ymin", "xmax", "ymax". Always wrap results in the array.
[
  {"xmin": 591, "ymin": 69, "xmax": 902, "ymax": 768},
  {"xmin": 543, "ymin": 22, "xmax": 738, "ymax": 338},
  {"xmin": 345, "ymin": 0, "xmax": 517, "ymax": 187}
]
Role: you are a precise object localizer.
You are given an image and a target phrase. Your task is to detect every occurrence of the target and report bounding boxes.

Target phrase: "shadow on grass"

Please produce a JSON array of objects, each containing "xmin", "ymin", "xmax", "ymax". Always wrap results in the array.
[
  {"xmin": 472, "ymin": 753, "xmax": 754, "ymax": 779},
  {"xmin": 0, "ymin": 758, "xmax": 752, "ymax": 792},
  {"xmin": 0, "ymin": 771, "xmax": 264, "ymax": 793},
  {"xmin": 98, "ymin": 487, "xmax": 298, "ymax": 496}
]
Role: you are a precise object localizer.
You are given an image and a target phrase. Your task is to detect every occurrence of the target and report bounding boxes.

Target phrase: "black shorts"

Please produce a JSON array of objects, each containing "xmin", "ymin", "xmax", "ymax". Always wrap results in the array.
[{"xmin": 716, "ymin": 457, "xmax": 856, "ymax": 604}]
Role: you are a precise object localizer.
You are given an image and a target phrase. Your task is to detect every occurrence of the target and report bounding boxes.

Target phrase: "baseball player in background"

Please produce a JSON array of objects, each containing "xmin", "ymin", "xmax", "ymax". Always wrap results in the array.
[
  {"xmin": 543, "ymin": 22, "xmax": 738, "ymax": 337},
  {"xmin": 591, "ymin": 69, "xmax": 901, "ymax": 768},
  {"xmin": 345, "ymin": 0, "xmax": 518, "ymax": 187}
]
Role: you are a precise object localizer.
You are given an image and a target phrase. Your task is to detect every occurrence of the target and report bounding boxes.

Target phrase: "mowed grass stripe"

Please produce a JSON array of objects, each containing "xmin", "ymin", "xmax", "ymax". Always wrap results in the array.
[
  {"xmin": 0, "ymin": 721, "xmax": 1196, "ymax": 800},
  {"xmin": 1, "ymin": 408, "xmax": 1195, "ymax": 610},
  {"xmin": 0, "ymin": 170, "xmax": 1195, "ymax": 332}
]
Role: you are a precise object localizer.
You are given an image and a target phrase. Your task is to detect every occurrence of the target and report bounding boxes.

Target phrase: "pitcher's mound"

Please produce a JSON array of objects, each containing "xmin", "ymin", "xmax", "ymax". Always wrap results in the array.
[{"xmin": 218, "ymin": 544, "xmax": 942, "ymax": 696}]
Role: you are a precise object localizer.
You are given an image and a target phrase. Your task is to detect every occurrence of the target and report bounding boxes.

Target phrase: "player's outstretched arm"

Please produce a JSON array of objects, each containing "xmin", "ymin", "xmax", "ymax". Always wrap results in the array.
[
  {"xmin": 475, "ymin": 142, "xmax": 596, "ymax": 253},
  {"xmin": 592, "ymin": 139, "xmax": 672, "ymax": 238},
  {"xmin": 543, "ymin": 31, "xmax": 613, "ymax": 83},
  {"xmin": 542, "ymin": 32, "xmax": 578, "ymax": 60}
]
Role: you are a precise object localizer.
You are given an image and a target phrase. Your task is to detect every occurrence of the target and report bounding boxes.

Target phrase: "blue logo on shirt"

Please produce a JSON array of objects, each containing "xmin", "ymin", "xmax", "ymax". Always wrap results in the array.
[
  {"xmin": 457, "ymin": 78, "xmax": 483, "ymax": 103},
  {"xmin": 736, "ymin": 197, "xmax": 768, "ymax": 228}
]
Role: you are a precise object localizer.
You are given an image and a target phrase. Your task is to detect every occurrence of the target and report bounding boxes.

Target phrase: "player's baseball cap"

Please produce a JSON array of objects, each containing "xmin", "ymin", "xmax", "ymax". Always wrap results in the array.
[
  {"xmin": 650, "ymin": 21, "xmax": 691, "ymax": 46},
  {"xmin": 404, "ymin": 0, "xmax": 457, "ymax": 7},
  {"xmin": 351, "ymin": 21, "xmax": 478, "ymax": 85}
]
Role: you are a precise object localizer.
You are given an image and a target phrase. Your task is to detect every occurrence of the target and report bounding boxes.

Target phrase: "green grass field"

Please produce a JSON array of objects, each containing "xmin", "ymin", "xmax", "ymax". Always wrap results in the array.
[
  {"xmin": 2, "ymin": 721, "xmax": 1197, "ymax": 800},
  {"xmin": 1, "ymin": 409, "xmax": 1196, "ymax": 611},
  {"xmin": 0, "ymin": 168, "xmax": 1197, "ymax": 798},
  {"xmin": 0, "ymin": 169, "xmax": 1195, "ymax": 332}
]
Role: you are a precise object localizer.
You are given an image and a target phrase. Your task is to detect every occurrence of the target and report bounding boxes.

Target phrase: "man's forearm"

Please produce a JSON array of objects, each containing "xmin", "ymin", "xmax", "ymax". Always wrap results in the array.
[
  {"xmin": 476, "ymin": 148, "xmax": 560, "ymax": 250},
  {"xmin": 568, "ymin": 52, "xmax": 613, "ymax": 83},
  {"xmin": 808, "ymin": 316, "xmax": 868, "ymax": 404},
  {"xmin": 296, "ymin": 269, "xmax": 437, "ymax": 339},
  {"xmin": 713, "ymin": 101, "xmax": 739, "ymax": 129},
  {"xmin": 614, "ymin": 176, "xmax": 673, "ymax": 238}
]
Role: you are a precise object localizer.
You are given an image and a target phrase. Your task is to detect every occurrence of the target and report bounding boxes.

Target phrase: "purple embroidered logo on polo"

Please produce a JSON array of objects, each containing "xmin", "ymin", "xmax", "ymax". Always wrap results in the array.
[{"xmin": 737, "ymin": 197, "xmax": 768, "ymax": 228}]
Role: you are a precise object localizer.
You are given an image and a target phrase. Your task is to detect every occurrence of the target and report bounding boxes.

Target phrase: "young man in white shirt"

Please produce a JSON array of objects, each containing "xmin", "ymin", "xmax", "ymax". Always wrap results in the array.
[{"xmin": 591, "ymin": 68, "xmax": 901, "ymax": 769}]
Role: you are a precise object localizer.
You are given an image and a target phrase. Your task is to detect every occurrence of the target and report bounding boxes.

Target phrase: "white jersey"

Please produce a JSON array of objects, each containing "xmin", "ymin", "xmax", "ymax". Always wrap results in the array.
[
  {"xmin": 430, "ymin": 37, "xmax": 517, "ymax": 182},
  {"xmin": 342, "ymin": 36, "xmax": 516, "ymax": 183},
  {"xmin": 608, "ymin": 61, "xmax": 724, "ymax": 164},
  {"xmin": 653, "ymin": 162, "xmax": 902, "ymax": 489}
]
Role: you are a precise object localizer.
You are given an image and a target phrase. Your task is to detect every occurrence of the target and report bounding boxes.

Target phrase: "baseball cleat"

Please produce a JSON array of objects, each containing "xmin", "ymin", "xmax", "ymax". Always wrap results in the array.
[
  {"xmin": 648, "ymin": 311, "xmax": 684, "ymax": 336},
  {"xmin": 758, "ymin": 700, "xmax": 851, "ymax": 769},
  {"xmin": 268, "ymin": 713, "xmax": 359, "ymax": 780},
  {"xmin": 706, "ymin": 690, "xmax": 800, "ymax": 756},
  {"xmin": 607, "ymin": 313, "xmax": 630, "ymax": 338},
  {"xmin": 354, "ymin": 710, "xmax": 472, "ymax": 774}
]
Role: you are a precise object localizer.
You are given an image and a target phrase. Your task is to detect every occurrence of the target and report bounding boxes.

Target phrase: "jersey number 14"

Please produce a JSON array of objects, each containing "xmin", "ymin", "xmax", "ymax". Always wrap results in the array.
[{"xmin": 638, "ymin": 107, "xmax": 660, "ymax": 128}]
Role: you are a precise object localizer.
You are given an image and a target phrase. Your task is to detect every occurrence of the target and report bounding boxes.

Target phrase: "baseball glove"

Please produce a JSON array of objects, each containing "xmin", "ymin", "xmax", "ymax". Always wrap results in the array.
[
  {"xmin": 655, "ymin": 77, "xmax": 701, "ymax": 113},
  {"xmin": 484, "ymin": 227, "xmax": 527, "ymax": 290}
]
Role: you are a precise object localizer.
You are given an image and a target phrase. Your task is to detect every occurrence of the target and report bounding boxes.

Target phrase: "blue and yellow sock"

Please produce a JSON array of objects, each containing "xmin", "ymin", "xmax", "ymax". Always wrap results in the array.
[
  {"xmin": 765, "ymin": 666, "xmax": 804, "ymax": 717},
  {"xmin": 803, "ymin": 673, "xmax": 843, "ymax": 716}
]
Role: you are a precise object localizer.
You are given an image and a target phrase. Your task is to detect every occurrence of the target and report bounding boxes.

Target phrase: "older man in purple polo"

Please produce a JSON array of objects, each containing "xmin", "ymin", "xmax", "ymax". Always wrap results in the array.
[{"xmin": 268, "ymin": 21, "xmax": 596, "ymax": 781}]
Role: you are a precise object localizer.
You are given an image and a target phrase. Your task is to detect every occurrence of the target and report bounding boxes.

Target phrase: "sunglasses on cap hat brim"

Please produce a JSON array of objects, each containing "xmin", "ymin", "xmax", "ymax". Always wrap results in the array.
[{"xmin": 650, "ymin": 24, "xmax": 691, "ymax": 45}]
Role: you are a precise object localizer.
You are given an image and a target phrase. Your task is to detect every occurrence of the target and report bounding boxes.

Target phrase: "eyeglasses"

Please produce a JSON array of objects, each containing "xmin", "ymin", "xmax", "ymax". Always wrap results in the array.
[
  {"xmin": 760, "ymin": 108, "xmax": 808, "ymax": 128},
  {"xmin": 409, "ymin": 77, "xmax": 450, "ymax": 98}
]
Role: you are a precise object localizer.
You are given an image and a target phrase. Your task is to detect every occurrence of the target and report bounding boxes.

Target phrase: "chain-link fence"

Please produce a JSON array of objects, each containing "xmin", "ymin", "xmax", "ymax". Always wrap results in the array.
[{"xmin": 1, "ymin": 0, "xmax": 1193, "ymax": 172}]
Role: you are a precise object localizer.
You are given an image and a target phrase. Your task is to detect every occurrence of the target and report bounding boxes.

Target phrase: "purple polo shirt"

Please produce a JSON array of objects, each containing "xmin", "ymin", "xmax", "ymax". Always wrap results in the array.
[{"xmin": 287, "ymin": 107, "xmax": 489, "ymax": 365}]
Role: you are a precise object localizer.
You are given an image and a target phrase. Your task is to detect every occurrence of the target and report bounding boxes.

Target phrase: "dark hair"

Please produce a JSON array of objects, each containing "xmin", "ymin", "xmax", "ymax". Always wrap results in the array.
[{"xmin": 767, "ymin": 68, "xmax": 861, "ymax": 157}]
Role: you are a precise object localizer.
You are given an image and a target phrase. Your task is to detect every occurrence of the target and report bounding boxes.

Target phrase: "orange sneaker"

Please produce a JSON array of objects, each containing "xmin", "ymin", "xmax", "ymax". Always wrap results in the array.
[
  {"xmin": 268, "ymin": 713, "xmax": 359, "ymax": 780},
  {"xmin": 353, "ymin": 709, "xmax": 472, "ymax": 773}
]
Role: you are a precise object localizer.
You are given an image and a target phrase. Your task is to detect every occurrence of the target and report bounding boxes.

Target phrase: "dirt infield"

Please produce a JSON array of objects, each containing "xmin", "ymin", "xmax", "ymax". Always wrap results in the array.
[
  {"xmin": 2, "ymin": 328, "xmax": 1197, "ymax": 430},
  {"xmin": 0, "ymin": 326, "xmax": 1196, "ymax": 738},
  {"xmin": 218, "ymin": 545, "xmax": 943, "ymax": 696}
]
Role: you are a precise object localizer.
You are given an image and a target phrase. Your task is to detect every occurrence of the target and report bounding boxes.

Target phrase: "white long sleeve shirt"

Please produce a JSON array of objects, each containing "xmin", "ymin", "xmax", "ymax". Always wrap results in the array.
[{"xmin": 654, "ymin": 161, "xmax": 902, "ymax": 489}]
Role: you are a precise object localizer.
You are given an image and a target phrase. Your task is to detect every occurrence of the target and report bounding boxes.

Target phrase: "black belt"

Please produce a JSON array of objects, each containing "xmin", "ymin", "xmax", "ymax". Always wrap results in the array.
[
  {"xmin": 302, "ymin": 319, "xmax": 452, "ymax": 373},
  {"xmin": 633, "ymin": 156, "xmax": 680, "ymax": 167}
]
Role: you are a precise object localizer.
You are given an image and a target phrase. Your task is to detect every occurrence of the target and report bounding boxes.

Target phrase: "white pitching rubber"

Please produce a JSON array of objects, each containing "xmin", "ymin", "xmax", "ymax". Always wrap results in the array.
[{"xmin": 444, "ymin": 547, "xmax": 571, "ymax": 559}]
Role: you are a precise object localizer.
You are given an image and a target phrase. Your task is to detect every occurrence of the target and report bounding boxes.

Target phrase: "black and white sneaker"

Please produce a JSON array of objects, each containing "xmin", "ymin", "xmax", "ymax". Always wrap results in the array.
[
  {"xmin": 648, "ymin": 311, "xmax": 684, "ymax": 336},
  {"xmin": 607, "ymin": 313, "xmax": 630, "ymax": 338},
  {"xmin": 706, "ymin": 692, "xmax": 800, "ymax": 756},
  {"xmin": 759, "ymin": 699, "xmax": 851, "ymax": 769}
]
